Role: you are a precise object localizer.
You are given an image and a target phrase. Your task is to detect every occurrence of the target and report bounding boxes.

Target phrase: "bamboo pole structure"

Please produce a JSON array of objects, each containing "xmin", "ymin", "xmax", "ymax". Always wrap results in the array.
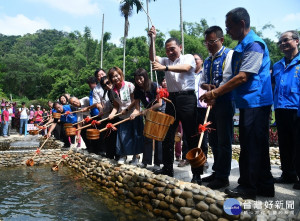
[
  {"xmin": 179, "ymin": 0, "xmax": 184, "ymax": 55},
  {"xmin": 100, "ymin": 13, "xmax": 104, "ymax": 68}
]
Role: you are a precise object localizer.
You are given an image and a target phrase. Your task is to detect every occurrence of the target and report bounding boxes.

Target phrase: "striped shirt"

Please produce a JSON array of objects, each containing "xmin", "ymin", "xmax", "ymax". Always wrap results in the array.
[{"xmin": 239, "ymin": 42, "xmax": 264, "ymax": 74}]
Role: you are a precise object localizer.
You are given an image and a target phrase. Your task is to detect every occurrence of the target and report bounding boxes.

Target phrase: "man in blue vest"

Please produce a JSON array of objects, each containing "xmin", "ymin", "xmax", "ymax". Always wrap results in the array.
[
  {"xmin": 272, "ymin": 30, "xmax": 300, "ymax": 189},
  {"xmin": 199, "ymin": 26, "xmax": 235, "ymax": 189},
  {"xmin": 201, "ymin": 7, "xmax": 274, "ymax": 199}
]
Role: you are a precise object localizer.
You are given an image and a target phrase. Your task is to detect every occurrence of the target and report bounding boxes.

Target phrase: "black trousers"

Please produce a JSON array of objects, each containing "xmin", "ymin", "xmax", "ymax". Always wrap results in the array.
[
  {"xmin": 296, "ymin": 117, "xmax": 300, "ymax": 180},
  {"xmin": 275, "ymin": 109, "xmax": 298, "ymax": 179},
  {"xmin": 162, "ymin": 92, "xmax": 201, "ymax": 174},
  {"xmin": 238, "ymin": 105, "xmax": 274, "ymax": 193}
]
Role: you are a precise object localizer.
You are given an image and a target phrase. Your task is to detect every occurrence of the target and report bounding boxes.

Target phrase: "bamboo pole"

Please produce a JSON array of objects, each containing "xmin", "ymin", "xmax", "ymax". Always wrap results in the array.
[
  {"xmin": 75, "ymin": 112, "xmax": 123, "ymax": 131},
  {"xmin": 195, "ymin": 106, "xmax": 211, "ymax": 157},
  {"xmin": 100, "ymin": 13, "xmax": 104, "ymax": 68}
]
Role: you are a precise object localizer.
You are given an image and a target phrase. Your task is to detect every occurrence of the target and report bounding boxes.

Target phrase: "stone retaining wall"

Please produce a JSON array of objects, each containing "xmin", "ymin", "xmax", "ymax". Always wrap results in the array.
[
  {"xmin": 66, "ymin": 150, "xmax": 296, "ymax": 221},
  {"xmin": 0, "ymin": 136, "xmax": 64, "ymax": 151},
  {"xmin": 0, "ymin": 136, "xmax": 297, "ymax": 220},
  {"xmin": 0, "ymin": 149, "xmax": 69, "ymax": 167}
]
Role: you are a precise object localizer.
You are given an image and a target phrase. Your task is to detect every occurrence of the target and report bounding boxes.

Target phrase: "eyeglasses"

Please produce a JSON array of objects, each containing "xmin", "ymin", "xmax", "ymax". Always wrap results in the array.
[
  {"xmin": 277, "ymin": 38, "xmax": 294, "ymax": 46},
  {"xmin": 203, "ymin": 38, "xmax": 220, "ymax": 46},
  {"xmin": 104, "ymin": 81, "xmax": 111, "ymax": 85}
]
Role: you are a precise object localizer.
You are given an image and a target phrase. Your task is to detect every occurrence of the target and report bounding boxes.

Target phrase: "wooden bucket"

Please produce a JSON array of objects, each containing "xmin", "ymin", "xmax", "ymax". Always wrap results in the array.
[
  {"xmin": 186, "ymin": 148, "xmax": 206, "ymax": 168},
  {"xmin": 53, "ymin": 113, "xmax": 61, "ymax": 119},
  {"xmin": 65, "ymin": 127, "xmax": 76, "ymax": 136},
  {"xmin": 143, "ymin": 110, "xmax": 175, "ymax": 141},
  {"xmin": 29, "ymin": 130, "xmax": 39, "ymax": 135},
  {"xmin": 86, "ymin": 129, "xmax": 100, "ymax": 140},
  {"xmin": 64, "ymin": 123, "xmax": 73, "ymax": 129}
]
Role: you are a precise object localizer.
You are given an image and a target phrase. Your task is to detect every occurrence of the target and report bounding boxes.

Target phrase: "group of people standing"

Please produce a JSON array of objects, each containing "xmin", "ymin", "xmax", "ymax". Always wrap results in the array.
[
  {"xmin": 148, "ymin": 6, "xmax": 299, "ymax": 200},
  {"xmin": 13, "ymin": 6, "xmax": 298, "ymax": 201},
  {"xmin": 0, "ymin": 99, "xmax": 51, "ymax": 137}
]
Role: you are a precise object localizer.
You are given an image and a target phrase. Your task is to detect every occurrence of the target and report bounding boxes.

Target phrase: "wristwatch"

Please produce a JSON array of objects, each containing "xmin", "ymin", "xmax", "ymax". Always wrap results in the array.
[{"xmin": 165, "ymin": 65, "xmax": 169, "ymax": 71}]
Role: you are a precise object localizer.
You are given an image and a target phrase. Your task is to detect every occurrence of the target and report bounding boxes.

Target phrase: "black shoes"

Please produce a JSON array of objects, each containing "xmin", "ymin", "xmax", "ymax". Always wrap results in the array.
[
  {"xmin": 293, "ymin": 181, "xmax": 300, "ymax": 190},
  {"xmin": 256, "ymin": 188, "xmax": 275, "ymax": 197},
  {"xmin": 191, "ymin": 174, "xmax": 202, "ymax": 185},
  {"xmin": 207, "ymin": 178, "xmax": 229, "ymax": 190},
  {"xmin": 273, "ymin": 176, "xmax": 298, "ymax": 184},
  {"xmin": 202, "ymin": 172, "xmax": 215, "ymax": 182},
  {"xmin": 154, "ymin": 167, "xmax": 174, "ymax": 177},
  {"xmin": 225, "ymin": 187, "xmax": 256, "ymax": 200}
]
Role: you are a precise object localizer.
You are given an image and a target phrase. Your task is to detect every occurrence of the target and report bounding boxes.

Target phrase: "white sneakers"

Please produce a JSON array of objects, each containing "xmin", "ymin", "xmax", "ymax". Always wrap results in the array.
[
  {"xmin": 117, "ymin": 156, "xmax": 126, "ymax": 165},
  {"xmin": 153, "ymin": 164, "xmax": 160, "ymax": 170},
  {"xmin": 130, "ymin": 156, "xmax": 139, "ymax": 166}
]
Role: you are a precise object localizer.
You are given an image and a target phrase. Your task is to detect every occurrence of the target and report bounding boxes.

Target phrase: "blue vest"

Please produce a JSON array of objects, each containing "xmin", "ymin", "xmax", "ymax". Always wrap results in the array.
[
  {"xmin": 89, "ymin": 90, "xmax": 99, "ymax": 116},
  {"xmin": 272, "ymin": 53, "xmax": 300, "ymax": 110},
  {"xmin": 60, "ymin": 105, "xmax": 77, "ymax": 124},
  {"xmin": 232, "ymin": 30, "xmax": 273, "ymax": 108},
  {"xmin": 203, "ymin": 46, "xmax": 232, "ymax": 102}
]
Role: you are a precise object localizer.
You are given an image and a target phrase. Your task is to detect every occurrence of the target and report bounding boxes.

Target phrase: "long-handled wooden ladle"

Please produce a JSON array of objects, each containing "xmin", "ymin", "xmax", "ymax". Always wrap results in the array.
[{"xmin": 26, "ymin": 136, "xmax": 51, "ymax": 166}]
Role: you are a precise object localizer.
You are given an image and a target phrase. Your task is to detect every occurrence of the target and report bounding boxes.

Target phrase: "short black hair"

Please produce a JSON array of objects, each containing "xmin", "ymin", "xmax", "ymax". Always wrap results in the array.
[
  {"xmin": 282, "ymin": 30, "xmax": 300, "ymax": 40},
  {"xmin": 22, "ymin": 102, "xmax": 25, "ymax": 105},
  {"xmin": 53, "ymin": 102, "xmax": 60, "ymax": 109},
  {"xmin": 193, "ymin": 53, "xmax": 203, "ymax": 60},
  {"xmin": 226, "ymin": 7, "xmax": 250, "ymax": 29},
  {"xmin": 94, "ymin": 68, "xmax": 106, "ymax": 77},
  {"xmin": 86, "ymin": 76, "xmax": 98, "ymax": 84},
  {"xmin": 204, "ymin": 26, "xmax": 224, "ymax": 38},
  {"xmin": 165, "ymin": 37, "xmax": 181, "ymax": 46},
  {"xmin": 100, "ymin": 76, "xmax": 108, "ymax": 89}
]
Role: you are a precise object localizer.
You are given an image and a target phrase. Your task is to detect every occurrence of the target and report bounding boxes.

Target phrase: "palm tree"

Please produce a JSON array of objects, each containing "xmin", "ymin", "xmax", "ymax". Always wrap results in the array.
[{"xmin": 120, "ymin": 0, "xmax": 142, "ymax": 79}]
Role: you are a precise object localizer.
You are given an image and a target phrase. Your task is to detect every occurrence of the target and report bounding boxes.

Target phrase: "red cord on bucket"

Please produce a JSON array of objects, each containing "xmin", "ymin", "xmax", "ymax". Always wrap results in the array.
[
  {"xmin": 84, "ymin": 116, "xmax": 92, "ymax": 123},
  {"xmin": 198, "ymin": 122, "xmax": 215, "ymax": 133},
  {"xmin": 105, "ymin": 123, "xmax": 117, "ymax": 138},
  {"xmin": 156, "ymin": 87, "xmax": 169, "ymax": 100},
  {"xmin": 36, "ymin": 148, "xmax": 41, "ymax": 154},
  {"xmin": 91, "ymin": 120, "xmax": 100, "ymax": 127}
]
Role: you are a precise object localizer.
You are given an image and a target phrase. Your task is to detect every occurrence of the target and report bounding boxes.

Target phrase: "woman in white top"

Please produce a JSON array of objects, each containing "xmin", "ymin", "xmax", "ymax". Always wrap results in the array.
[
  {"xmin": 19, "ymin": 102, "xmax": 29, "ymax": 135},
  {"xmin": 107, "ymin": 67, "xmax": 143, "ymax": 165}
]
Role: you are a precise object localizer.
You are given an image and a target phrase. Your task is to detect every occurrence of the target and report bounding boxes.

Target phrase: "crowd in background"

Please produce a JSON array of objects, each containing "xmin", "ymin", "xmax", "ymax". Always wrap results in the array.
[{"xmin": 0, "ymin": 99, "xmax": 50, "ymax": 137}]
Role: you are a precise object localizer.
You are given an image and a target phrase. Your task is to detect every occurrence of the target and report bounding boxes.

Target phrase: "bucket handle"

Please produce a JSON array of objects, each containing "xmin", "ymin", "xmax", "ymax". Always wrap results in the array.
[{"xmin": 197, "ymin": 106, "xmax": 211, "ymax": 150}]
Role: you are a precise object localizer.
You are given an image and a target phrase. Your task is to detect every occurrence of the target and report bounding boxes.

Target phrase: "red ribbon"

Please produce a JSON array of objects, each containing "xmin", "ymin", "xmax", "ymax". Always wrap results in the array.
[
  {"xmin": 62, "ymin": 154, "xmax": 68, "ymax": 159},
  {"xmin": 156, "ymin": 87, "xmax": 169, "ymax": 100},
  {"xmin": 198, "ymin": 122, "xmax": 215, "ymax": 133},
  {"xmin": 84, "ymin": 116, "xmax": 92, "ymax": 123},
  {"xmin": 105, "ymin": 123, "xmax": 117, "ymax": 138},
  {"xmin": 106, "ymin": 123, "xmax": 117, "ymax": 131},
  {"xmin": 36, "ymin": 148, "xmax": 40, "ymax": 154},
  {"xmin": 91, "ymin": 120, "xmax": 100, "ymax": 127}
]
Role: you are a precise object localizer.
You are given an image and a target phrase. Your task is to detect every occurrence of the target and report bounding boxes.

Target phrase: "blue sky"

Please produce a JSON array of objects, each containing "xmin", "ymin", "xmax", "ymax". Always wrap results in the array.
[{"xmin": 0, "ymin": 0, "xmax": 300, "ymax": 46}]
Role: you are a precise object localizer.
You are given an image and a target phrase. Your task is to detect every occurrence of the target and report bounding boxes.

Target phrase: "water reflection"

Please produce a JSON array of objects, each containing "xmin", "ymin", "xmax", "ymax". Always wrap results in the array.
[{"xmin": 0, "ymin": 166, "xmax": 150, "ymax": 221}]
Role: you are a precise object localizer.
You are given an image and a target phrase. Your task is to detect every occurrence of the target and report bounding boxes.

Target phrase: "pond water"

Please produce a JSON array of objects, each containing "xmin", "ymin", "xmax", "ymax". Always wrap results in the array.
[{"xmin": 0, "ymin": 165, "xmax": 154, "ymax": 221}]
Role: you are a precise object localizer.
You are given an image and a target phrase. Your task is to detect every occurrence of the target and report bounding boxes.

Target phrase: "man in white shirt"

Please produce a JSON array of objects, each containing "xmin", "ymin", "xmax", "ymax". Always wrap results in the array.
[
  {"xmin": 19, "ymin": 102, "xmax": 29, "ymax": 135},
  {"xmin": 149, "ymin": 26, "xmax": 202, "ymax": 183}
]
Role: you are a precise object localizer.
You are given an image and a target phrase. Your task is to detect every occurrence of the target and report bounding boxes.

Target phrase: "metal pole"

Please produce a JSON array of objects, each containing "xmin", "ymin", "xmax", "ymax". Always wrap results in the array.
[
  {"xmin": 100, "ymin": 14, "xmax": 104, "ymax": 68},
  {"xmin": 147, "ymin": 0, "xmax": 153, "ymax": 81},
  {"xmin": 180, "ymin": 0, "xmax": 184, "ymax": 55}
]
